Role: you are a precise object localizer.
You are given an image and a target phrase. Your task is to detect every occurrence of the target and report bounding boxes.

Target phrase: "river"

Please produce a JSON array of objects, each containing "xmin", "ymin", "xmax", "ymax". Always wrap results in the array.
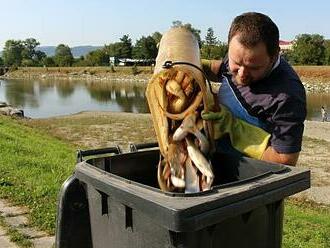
[{"xmin": 0, "ymin": 78, "xmax": 329, "ymax": 120}]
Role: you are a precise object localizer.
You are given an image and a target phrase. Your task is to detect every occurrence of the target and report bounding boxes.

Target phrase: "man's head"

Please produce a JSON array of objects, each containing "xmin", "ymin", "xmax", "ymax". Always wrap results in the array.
[{"xmin": 227, "ymin": 12, "xmax": 280, "ymax": 85}]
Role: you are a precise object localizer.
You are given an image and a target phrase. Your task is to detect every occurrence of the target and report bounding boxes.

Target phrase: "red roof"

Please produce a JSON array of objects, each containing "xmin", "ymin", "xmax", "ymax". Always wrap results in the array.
[{"xmin": 279, "ymin": 40, "xmax": 292, "ymax": 45}]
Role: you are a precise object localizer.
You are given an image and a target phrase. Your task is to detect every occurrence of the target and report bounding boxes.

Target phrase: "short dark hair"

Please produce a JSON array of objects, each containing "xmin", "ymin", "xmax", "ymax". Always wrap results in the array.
[{"xmin": 228, "ymin": 12, "xmax": 279, "ymax": 58}]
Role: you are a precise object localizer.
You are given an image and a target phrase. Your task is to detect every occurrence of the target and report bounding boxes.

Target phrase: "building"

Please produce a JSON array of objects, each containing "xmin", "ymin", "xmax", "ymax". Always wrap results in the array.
[
  {"xmin": 279, "ymin": 40, "xmax": 293, "ymax": 53},
  {"xmin": 109, "ymin": 57, "xmax": 155, "ymax": 66}
]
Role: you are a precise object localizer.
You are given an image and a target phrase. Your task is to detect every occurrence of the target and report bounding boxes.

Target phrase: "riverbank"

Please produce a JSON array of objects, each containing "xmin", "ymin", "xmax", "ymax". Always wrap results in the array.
[
  {"xmin": 1, "ymin": 66, "xmax": 330, "ymax": 93},
  {"xmin": 0, "ymin": 66, "xmax": 151, "ymax": 83}
]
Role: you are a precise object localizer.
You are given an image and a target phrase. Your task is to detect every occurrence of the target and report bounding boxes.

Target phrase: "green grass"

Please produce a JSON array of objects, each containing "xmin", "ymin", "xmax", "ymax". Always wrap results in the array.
[
  {"xmin": 283, "ymin": 200, "xmax": 330, "ymax": 248},
  {"xmin": 0, "ymin": 115, "xmax": 76, "ymax": 234}
]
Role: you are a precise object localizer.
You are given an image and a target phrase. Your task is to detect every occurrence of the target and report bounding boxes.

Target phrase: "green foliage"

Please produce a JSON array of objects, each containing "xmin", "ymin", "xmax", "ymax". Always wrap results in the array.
[
  {"xmin": 172, "ymin": 20, "xmax": 202, "ymax": 47},
  {"xmin": 205, "ymin": 27, "xmax": 218, "ymax": 45},
  {"xmin": 105, "ymin": 35, "xmax": 133, "ymax": 59},
  {"xmin": 72, "ymin": 56, "xmax": 87, "ymax": 67},
  {"xmin": 85, "ymin": 49, "xmax": 109, "ymax": 66},
  {"xmin": 119, "ymin": 35, "xmax": 133, "ymax": 58},
  {"xmin": 0, "ymin": 56, "xmax": 3, "ymax": 66},
  {"xmin": 33, "ymin": 50, "xmax": 47, "ymax": 65},
  {"xmin": 42, "ymin": 56, "xmax": 56, "ymax": 67},
  {"xmin": 291, "ymin": 34, "xmax": 325, "ymax": 65},
  {"xmin": 54, "ymin": 44, "xmax": 74, "ymax": 66},
  {"xmin": 324, "ymin": 40, "xmax": 330, "ymax": 65},
  {"xmin": 132, "ymin": 36, "xmax": 157, "ymax": 59},
  {"xmin": 151, "ymin": 31, "xmax": 162, "ymax": 46},
  {"xmin": 21, "ymin": 38, "xmax": 40, "ymax": 61},
  {"xmin": 2, "ymin": 40, "xmax": 24, "ymax": 66},
  {"xmin": 201, "ymin": 43, "xmax": 228, "ymax": 60},
  {"xmin": 2, "ymin": 38, "xmax": 45, "ymax": 67},
  {"xmin": 21, "ymin": 58, "xmax": 35, "ymax": 67}
]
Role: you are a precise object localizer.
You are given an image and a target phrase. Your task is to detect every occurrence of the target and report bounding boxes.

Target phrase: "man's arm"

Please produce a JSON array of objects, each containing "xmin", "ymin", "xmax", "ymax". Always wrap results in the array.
[
  {"xmin": 261, "ymin": 146, "xmax": 299, "ymax": 166},
  {"xmin": 201, "ymin": 59, "xmax": 222, "ymax": 82}
]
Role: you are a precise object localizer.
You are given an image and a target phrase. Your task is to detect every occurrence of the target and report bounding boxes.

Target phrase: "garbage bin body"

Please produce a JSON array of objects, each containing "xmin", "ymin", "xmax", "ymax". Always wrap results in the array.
[{"xmin": 71, "ymin": 148, "xmax": 310, "ymax": 248}]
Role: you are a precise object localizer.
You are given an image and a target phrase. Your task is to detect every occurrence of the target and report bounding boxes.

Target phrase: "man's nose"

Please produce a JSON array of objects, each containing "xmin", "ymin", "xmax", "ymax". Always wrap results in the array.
[{"xmin": 238, "ymin": 66, "xmax": 247, "ymax": 77}]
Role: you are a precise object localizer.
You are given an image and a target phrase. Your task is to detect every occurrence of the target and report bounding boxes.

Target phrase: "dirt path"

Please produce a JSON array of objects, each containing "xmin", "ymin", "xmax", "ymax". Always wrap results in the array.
[
  {"xmin": 26, "ymin": 113, "xmax": 330, "ymax": 205},
  {"xmin": 294, "ymin": 120, "xmax": 330, "ymax": 205}
]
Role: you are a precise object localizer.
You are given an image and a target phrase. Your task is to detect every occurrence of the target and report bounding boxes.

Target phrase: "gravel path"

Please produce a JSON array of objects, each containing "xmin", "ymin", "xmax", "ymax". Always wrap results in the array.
[{"xmin": 294, "ymin": 120, "xmax": 330, "ymax": 205}]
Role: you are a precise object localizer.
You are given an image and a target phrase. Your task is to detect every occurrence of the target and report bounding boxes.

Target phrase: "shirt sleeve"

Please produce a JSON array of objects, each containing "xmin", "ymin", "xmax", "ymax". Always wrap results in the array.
[{"xmin": 270, "ymin": 95, "xmax": 306, "ymax": 153}]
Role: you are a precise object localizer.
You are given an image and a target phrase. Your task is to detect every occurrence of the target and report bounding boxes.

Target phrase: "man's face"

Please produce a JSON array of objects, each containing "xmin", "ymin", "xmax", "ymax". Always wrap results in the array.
[{"xmin": 228, "ymin": 34, "xmax": 277, "ymax": 86}]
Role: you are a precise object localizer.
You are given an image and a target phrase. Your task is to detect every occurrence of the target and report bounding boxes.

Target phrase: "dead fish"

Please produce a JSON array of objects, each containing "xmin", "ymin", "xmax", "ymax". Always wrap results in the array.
[
  {"xmin": 185, "ymin": 138, "xmax": 214, "ymax": 178},
  {"xmin": 171, "ymin": 175, "xmax": 185, "ymax": 188},
  {"xmin": 161, "ymin": 91, "xmax": 203, "ymax": 120},
  {"xmin": 184, "ymin": 158, "xmax": 200, "ymax": 193},
  {"xmin": 157, "ymin": 158, "xmax": 172, "ymax": 191},
  {"xmin": 167, "ymin": 142, "xmax": 186, "ymax": 187},
  {"xmin": 173, "ymin": 113, "xmax": 210, "ymax": 154}
]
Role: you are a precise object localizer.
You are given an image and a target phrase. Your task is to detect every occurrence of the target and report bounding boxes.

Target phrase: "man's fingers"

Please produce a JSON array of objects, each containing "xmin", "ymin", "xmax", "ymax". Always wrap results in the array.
[{"xmin": 201, "ymin": 111, "xmax": 223, "ymax": 120}]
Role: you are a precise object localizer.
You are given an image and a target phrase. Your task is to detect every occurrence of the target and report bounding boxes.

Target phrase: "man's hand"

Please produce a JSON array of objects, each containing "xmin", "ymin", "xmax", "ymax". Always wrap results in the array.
[
  {"xmin": 201, "ymin": 59, "xmax": 222, "ymax": 82},
  {"xmin": 201, "ymin": 105, "xmax": 271, "ymax": 159}
]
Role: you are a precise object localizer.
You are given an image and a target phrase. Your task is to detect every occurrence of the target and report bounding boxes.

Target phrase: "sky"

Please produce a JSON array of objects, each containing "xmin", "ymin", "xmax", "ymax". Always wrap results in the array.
[{"xmin": 1, "ymin": 0, "xmax": 329, "ymax": 49}]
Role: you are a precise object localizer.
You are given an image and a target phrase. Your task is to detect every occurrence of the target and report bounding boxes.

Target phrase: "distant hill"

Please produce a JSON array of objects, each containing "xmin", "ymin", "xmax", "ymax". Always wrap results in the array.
[{"xmin": 36, "ymin": 45, "xmax": 103, "ymax": 58}]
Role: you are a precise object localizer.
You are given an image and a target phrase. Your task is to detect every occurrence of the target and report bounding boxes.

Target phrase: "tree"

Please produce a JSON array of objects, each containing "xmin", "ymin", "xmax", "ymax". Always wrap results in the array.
[
  {"xmin": 119, "ymin": 35, "xmax": 132, "ymax": 58},
  {"xmin": 22, "ymin": 38, "xmax": 39, "ymax": 60},
  {"xmin": 324, "ymin": 40, "xmax": 330, "ymax": 65},
  {"xmin": 105, "ymin": 35, "xmax": 133, "ymax": 59},
  {"xmin": 33, "ymin": 50, "xmax": 47, "ymax": 65},
  {"xmin": 0, "ymin": 56, "xmax": 3, "ymax": 66},
  {"xmin": 291, "ymin": 34, "xmax": 325, "ymax": 65},
  {"xmin": 54, "ymin": 44, "xmax": 74, "ymax": 66},
  {"xmin": 151, "ymin": 32, "xmax": 162, "ymax": 46},
  {"xmin": 85, "ymin": 49, "xmax": 109, "ymax": 66},
  {"xmin": 132, "ymin": 36, "xmax": 158, "ymax": 59},
  {"xmin": 105, "ymin": 42, "xmax": 122, "ymax": 58},
  {"xmin": 2, "ymin": 40, "xmax": 24, "ymax": 66},
  {"xmin": 171, "ymin": 20, "xmax": 202, "ymax": 47},
  {"xmin": 2, "ymin": 38, "xmax": 45, "ymax": 66},
  {"xmin": 201, "ymin": 27, "xmax": 228, "ymax": 59},
  {"xmin": 201, "ymin": 42, "xmax": 228, "ymax": 60},
  {"xmin": 42, "ymin": 57, "xmax": 55, "ymax": 67},
  {"xmin": 205, "ymin": 27, "xmax": 218, "ymax": 45}
]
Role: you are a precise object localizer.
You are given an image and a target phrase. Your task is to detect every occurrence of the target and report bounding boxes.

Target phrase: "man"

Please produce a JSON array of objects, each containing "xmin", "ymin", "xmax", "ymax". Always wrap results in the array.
[
  {"xmin": 202, "ymin": 12, "xmax": 306, "ymax": 166},
  {"xmin": 321, "ymin": 106, "xmax": 327, "ymax": 122}
]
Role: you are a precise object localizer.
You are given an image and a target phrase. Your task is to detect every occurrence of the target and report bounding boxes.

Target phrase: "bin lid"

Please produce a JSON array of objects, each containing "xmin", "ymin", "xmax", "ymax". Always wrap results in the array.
[{"xmin": 75, "ymin": 151, "xmax": 310, "ymax": 232}]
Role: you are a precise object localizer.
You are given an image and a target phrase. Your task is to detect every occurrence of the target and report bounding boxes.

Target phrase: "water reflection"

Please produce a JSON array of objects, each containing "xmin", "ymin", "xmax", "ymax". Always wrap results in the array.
[
  {"xmin": 0, "ymin": 78, "xmax": 329, "ymax": 120},
  {"xmin": 0, "ymin": 79, "xmax": 149, "ymax": 118},
  {"xmin": 85, "ymin": 81, "xmax": 148, "ymax": 113}
]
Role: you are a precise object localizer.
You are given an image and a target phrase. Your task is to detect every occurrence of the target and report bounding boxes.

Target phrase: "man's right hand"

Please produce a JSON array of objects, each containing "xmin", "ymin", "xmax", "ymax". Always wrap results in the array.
[
  {"xmin": 201, "ymin": 105, "xmax": 271, "ymax": 159},
  {"xmin": 201, "ymin": 59, "xmax": 222, "ymax": 82}
]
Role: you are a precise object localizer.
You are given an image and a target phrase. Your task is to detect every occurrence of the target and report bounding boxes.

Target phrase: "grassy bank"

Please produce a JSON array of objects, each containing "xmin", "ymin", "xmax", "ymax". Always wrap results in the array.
[
  {"xmin": 2, "ymin": 65, "xmax": 330, "ymax": 83},
  {"xmin": 294, "ymin": 66, "xmax": 330, "ymax": 82},
  {"xmin": 0, "ymin": 115, "xmax": 329, "ymax": 247},
  {"xmin": 1, "ymin": 65, "xmax": 153, "ymax": 80},
  {"xmin": 0, "ymin": 115, "xmax": 76, "ymax": 233}
]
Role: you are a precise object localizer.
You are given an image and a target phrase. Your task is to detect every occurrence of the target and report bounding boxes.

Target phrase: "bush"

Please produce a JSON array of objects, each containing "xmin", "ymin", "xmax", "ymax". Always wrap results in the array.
[{"xmin": 131, "ymin": 64, "xmax": 139, "ymax": 75}]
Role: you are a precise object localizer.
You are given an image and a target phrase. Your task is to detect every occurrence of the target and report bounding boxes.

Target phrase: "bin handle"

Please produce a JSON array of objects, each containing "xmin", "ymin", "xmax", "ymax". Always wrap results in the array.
[
  {"xmin": 77, "ymin": 145, "xmax": 122, "ymax": 162},
  {"xmin": 129, "ymin": 142, "xmax": 158, "ymax": 152}
]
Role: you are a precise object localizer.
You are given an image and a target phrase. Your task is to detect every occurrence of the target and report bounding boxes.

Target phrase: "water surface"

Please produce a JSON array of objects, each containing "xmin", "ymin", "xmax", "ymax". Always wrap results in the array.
[{"xmin": 0, "ymin": 78, "xmax": 329, "ymax": 121}]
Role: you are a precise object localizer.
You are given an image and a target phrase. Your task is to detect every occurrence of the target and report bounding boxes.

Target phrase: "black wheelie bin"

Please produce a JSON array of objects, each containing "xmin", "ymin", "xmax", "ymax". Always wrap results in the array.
[{"xmin": 55, "ymin": 143, "xmax": 310, "ymax": 248}]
